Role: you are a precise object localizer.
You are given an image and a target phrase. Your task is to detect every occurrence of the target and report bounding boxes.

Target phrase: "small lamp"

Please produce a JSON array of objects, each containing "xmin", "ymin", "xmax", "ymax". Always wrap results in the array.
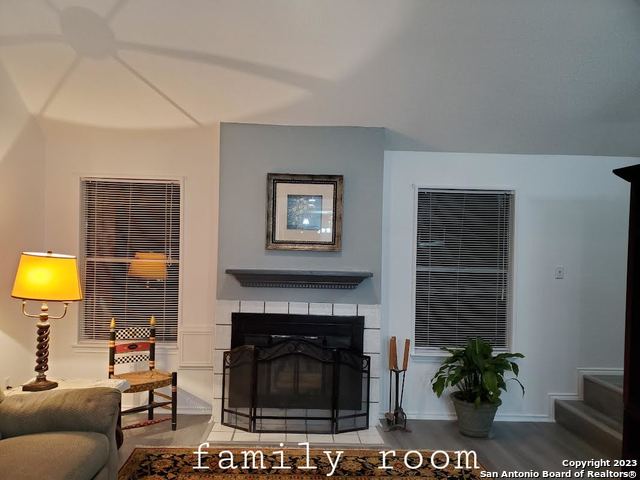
[
  {"xmin": 128, "ymin": 252, "xmax": 168, "ymax": 282},
  {"xmin": 11, "ymin": 251, "xmax": 83, "ymax": 391}
]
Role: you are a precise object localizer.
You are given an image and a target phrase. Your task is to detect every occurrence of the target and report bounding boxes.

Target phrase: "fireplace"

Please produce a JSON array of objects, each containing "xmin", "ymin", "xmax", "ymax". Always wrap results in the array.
[{"xmin": 221, "ymin": 312, "xmax": 370, "ymax": 433}]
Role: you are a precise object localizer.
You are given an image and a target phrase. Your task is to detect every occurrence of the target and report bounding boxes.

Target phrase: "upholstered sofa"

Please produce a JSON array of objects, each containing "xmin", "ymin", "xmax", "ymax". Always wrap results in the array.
[{"xmin": 0, "ymin": 387, "xmax": 121, "ymax": 480}]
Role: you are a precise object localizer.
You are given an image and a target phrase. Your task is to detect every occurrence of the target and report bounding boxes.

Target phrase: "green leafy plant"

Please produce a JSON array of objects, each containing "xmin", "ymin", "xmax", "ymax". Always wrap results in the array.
[{"xmin": 431, "ymin": 338, "xmax": 524, "ymax": 407}]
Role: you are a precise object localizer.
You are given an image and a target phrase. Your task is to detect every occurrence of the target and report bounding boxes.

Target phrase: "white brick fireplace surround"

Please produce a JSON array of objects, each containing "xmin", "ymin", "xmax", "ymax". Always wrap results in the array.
[{"xmin": 212, "ymin": 300, "xmax": 382, "ymax": 428}]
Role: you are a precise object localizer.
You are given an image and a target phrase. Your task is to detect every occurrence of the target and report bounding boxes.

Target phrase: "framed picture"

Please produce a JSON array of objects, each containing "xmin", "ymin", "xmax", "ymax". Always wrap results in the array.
[{"xmin": 266, "ymin": 173, "xmax": 343, "ymax": 251}]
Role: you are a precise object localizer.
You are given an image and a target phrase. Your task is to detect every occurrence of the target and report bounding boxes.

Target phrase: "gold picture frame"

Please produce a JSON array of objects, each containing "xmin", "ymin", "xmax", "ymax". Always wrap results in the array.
[{"xmin": 266, "ymin": 173, "xmax": 343, "ymax": 251}]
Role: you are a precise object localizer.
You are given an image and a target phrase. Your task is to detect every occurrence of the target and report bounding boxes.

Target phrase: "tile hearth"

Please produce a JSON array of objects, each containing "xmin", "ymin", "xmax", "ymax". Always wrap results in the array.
[{"xmin": 206, "ymin": 422, "xmax": 385, "ymax": 447}]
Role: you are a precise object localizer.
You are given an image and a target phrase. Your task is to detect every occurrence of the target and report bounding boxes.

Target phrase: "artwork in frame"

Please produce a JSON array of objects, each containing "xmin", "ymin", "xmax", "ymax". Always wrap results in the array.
[{"xmin": 266, "ymin": 173, "xmax": 344, "ymax": 251}]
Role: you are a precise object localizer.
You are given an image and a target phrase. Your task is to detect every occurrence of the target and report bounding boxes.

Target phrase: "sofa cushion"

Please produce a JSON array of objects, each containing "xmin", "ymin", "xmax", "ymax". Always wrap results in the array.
[
  {"xmin": 0, "ymin": 388, "xmax": 120, "ymax": 438},
  {"xmin": 0, "ymin": 431, "xmax": 109, "ymax": 480}
]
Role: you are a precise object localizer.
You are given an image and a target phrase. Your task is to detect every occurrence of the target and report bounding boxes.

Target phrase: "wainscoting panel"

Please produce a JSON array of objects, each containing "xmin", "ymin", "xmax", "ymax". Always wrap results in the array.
[{"xmin": 179, "ymin": 328, "xmax": 214, "ymax": 369}]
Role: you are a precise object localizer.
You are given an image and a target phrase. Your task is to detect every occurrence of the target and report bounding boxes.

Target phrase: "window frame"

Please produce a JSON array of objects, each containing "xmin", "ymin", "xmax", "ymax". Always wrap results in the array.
[
  {"xmin": 410, "ymin": 185, "xmax": 517, "ymax": 357},
  {"xmin": 77, "ymin": 175, "xmax": 185, "ymax": 345}
]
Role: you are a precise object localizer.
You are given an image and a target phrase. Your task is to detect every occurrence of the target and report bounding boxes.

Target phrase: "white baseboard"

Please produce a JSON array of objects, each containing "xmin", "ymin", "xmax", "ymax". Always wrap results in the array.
[
  {"xmin": 178, "ymin": 406, "xmax": 212, "ymax": 415},
  {"xmin": 577, "ymin": 367, "xmax": 623, "ymax": 397},
  {"xmin": 405, "ymin": 411, "xmax": 551, "ymax": 422},
  {"xmin": 574, "ymin": 367, "xmax": 622, "ymax": 401},
  {"xmin": 495, "ymin": 413, "xmax": 551, "ymax": 422},
  {"xmin": 122, "ymin": 403, "xmax": 211, "ymax": 415},
  {"xmin": 576, "ymin": 367, "xmax": 624, "ymax": 375},
  {"xmin": 546, "ymin": 367, "xmax": 623, "ymax": 421},
  {"xmin": 547, "ymin": 393, "xmax": 580, "ymax": 421}
]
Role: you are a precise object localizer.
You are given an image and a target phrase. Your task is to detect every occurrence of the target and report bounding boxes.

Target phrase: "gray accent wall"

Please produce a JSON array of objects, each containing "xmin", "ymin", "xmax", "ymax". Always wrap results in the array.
[{"xmin": 217, "ymin": 123, "xmax": 384, "ymax": 303}]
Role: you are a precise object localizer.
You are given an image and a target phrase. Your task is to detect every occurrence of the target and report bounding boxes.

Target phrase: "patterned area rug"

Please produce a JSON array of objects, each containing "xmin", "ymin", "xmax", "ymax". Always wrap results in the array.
[{"xmin": 119, "ymin": 447, "xmax": 484, "ymax": 479}]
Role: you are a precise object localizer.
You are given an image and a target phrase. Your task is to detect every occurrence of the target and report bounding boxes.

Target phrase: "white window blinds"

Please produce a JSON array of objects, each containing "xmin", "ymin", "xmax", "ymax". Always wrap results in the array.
[
  {"xmin": 80, "ymin": 178, "xmax": 181, "ymax": 342},
  {"xmin": 414, "ymin": 189, "xmax": 513, "ymax": 349}
]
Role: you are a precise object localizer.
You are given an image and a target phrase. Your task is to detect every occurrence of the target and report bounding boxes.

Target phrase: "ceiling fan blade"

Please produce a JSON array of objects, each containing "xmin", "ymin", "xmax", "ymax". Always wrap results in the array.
[
  {"xmin": 116, "ymin": 40, "xmax": 330, "ymax": 91},
  {"xmin": 0, "ymin": 34, "xmax": 63, "ymax": 47}
]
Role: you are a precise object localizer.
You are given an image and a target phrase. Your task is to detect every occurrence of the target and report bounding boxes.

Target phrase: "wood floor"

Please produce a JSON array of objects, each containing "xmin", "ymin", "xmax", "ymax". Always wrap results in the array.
[
  {"xmin": 118, "ymin": 414, "xmax": 212, "ymax": 467},
  {"xmin": 118, "ymin": 415, "xmax": 612, "ymax": 472},
  {"xmin": 381, "ymin": 420, "xmax": 612, "ymax": 471}
]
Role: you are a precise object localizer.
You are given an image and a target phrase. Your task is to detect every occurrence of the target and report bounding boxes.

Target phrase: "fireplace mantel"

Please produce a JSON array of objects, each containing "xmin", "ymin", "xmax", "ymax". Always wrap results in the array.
[{"xmin": 225, "ymin": 269, "xmax": 372, "ymax": 289}]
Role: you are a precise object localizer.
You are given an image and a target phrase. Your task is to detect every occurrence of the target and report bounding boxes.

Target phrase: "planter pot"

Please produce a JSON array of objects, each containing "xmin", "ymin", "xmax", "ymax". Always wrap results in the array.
[{"xmin": 451, "ymin": 393, "xmax": 499, "ymax": 438}]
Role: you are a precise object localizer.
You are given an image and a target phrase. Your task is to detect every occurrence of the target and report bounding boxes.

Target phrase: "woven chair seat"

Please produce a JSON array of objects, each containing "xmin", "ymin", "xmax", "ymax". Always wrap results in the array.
[{"xmin": 113, "ymin": 370, "xmax": 173, "ymax": 393}]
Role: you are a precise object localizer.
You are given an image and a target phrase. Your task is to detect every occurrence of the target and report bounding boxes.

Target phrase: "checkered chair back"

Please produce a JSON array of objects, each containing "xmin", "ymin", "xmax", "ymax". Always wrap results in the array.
[{"xmin": 108, "ymin": 316, "xmax": 157, "ymax": 377}]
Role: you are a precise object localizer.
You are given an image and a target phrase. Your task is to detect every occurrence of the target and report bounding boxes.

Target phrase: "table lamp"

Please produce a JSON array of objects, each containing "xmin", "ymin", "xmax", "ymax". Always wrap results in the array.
[
  {"xmin": 11, "ymin": 251, "xmax": 83, "ymax": 391},
  {"xmin": 128, "ymin": 252, "xmax": 168, "ymax": 284}
]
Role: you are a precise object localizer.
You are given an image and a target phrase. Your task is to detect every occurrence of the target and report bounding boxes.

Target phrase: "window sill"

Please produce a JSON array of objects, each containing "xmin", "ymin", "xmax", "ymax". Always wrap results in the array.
[
  {"xmin": 72, "ymin": 341, "xmax": 178, "ymax": 354},
  {"xmin": 411, "ymin": 348, "xmax": 449, "ymax": 362}
]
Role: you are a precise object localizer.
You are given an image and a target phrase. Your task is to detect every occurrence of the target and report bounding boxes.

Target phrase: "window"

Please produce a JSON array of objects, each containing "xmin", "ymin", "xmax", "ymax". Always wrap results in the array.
[
  {"xmin": 414, "ymin": 188, "xmax": 513, "ymax": 349},
  {"xmin": 80, "ymin": 178, "xmax": 181, "ymax": 342}
]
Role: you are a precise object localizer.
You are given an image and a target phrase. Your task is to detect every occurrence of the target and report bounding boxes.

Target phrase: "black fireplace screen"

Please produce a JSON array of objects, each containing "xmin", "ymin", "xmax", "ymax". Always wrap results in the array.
[{"xmin": 221, "ymin": 339, "xmax": 370, "ymax": 434}]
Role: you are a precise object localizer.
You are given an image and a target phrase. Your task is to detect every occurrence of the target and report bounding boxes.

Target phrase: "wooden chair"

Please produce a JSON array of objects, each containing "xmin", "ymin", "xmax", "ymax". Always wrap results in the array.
[{"xmin": 108, "ymin": 316, "xmax": 177, "ymax": 431}]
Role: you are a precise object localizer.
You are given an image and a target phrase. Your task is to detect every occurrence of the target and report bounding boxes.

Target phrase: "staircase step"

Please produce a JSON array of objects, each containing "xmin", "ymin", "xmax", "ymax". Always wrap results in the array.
[
  {"xmin": 555, "ymin": 399, "xmax": 622, "ymax": 458},
  {"xmin": 583, "ymin": 375, "xmax": 623, "ymax": 424}
]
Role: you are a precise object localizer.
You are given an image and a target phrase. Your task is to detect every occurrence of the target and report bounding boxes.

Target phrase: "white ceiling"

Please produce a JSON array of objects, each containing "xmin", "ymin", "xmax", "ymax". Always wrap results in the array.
[{"xmin": 1, "ymin": 0, "xmax": 639, "ymax": 155}]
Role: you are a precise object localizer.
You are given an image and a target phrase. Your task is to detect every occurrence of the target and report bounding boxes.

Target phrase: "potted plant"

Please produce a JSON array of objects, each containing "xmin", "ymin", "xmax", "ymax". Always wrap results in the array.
[{"xmin": 431, "ymin": 337, "xmax": 524, "ymax": 437}]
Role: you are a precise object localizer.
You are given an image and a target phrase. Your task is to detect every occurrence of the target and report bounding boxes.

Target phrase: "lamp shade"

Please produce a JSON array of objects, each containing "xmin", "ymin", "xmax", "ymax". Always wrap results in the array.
[
  {"xmin": 128, "ymin": 252, "xmax": 168, "ymax": 281},
  {"xmin": 11, "ymin": 252, "xmax": 83, "ymax": 302}
]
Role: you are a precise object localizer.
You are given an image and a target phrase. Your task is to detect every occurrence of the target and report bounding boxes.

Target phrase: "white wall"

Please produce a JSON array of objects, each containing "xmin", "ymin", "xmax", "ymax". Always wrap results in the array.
[
  {"xmin": 38, "ymin": 119, "xmax": 219, "ymax": 413},
  {"xmin": 0, "ymin": 64, "xmax": 46, "ymax": 388},
  {"xmin": 383, "ymin": 151, "xmax": 637, "ymax": 420}
]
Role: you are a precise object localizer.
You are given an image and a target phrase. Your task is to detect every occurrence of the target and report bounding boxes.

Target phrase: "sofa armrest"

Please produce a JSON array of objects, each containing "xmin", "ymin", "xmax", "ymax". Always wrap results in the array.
[{"xmin": 0, "ymin": 387, "xmax": 121, "ymax": 439}]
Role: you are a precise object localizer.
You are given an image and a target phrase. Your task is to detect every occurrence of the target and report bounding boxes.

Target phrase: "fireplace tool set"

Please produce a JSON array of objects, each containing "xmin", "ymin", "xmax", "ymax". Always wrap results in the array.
[{"xmin": 385, "ymin": 336, "xmax": 411, "ymax": 431}]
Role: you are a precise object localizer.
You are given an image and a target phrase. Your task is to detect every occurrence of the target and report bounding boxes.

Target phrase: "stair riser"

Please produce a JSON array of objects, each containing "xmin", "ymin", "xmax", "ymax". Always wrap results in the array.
[
  {"xmin": 583, "ymin": 378, "xmax": 623, "ymax": 424},
  {"xmin": 555, "ymin": 400, "xmax": 621, "ymax": 458}
]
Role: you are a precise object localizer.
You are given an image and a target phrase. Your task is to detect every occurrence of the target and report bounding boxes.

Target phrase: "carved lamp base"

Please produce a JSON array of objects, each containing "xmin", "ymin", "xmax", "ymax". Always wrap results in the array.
[
  {"xmin": 20, "ymin": 300, "xmax": 68, "ymax": 393},
  {"xmin": 22, "ymin": 377, "xmax": 58, "ymax": 391}
]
